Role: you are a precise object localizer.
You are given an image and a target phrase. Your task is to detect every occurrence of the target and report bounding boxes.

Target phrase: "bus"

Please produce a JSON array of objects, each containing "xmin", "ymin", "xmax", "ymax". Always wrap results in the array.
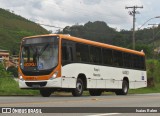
[{"xmin": 18, "ymin": 34, "xmax": 147, "ymax": 97}]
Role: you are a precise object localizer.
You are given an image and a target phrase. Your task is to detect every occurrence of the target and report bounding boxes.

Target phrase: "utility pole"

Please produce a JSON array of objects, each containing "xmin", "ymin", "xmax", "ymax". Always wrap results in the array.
[{"xmin": 125, "ymin": 6, "xmax": 143, "ymax": 50}]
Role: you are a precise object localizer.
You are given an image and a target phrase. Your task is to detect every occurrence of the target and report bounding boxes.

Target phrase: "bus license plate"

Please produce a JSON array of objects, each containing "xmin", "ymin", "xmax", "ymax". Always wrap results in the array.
[{"xmin": 32, "ymin": 84, "xmax": 40, "ymax": 88}]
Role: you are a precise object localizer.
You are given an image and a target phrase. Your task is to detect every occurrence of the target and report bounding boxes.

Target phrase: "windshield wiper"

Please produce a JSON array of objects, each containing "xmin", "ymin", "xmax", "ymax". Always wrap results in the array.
[{"xmin": 39, "ymin": 44, "xmax": 49, "ymax": 56}]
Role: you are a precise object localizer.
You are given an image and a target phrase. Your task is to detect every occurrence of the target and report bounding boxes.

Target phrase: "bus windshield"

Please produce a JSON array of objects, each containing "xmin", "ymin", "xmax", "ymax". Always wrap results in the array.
[{"xmin": 20, "ymin": 36, "xmax": 59, "ymax": 72}]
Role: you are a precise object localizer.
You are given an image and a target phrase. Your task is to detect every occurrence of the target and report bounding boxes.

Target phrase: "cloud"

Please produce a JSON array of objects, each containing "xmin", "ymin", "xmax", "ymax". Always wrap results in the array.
[{"xmin": 0, "ymin": 0, "xmax": 159, "ymax": 32}]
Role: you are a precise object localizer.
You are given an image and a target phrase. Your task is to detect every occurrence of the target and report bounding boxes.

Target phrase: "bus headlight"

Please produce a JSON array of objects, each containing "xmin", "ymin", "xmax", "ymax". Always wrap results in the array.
[
  {"xmin": 19, "ymin": 73, "xmax": 24, "ymax": 81},
  {"xmin": 50, "ymin": 71, "xmax": 58, "ymax": 80}
]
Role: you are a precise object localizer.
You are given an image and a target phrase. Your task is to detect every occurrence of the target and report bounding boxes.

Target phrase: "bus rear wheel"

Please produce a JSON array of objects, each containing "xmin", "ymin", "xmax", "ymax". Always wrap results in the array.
[
  {"xmin": 115, "ymin": 80, "xmax": 129, "ymax": 95},
  {"xmin": 89, "ymin": 89, "xmax": 102, "ymax": 96},
  {"xmin": 40, "ymin": 89, "xmax": 52, "ymax": 97},
  {"xmin": 72, "ymin": 78, "xmax": 83, "ymax": 97}
]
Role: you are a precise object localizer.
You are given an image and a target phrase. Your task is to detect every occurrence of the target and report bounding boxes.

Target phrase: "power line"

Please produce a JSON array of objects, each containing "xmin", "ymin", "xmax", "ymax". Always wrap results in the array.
[
  {"xmin": 138, "ymin": 16, "xmax": 160, "ymax": 30},
  {"xmin": 38, "ymin": 23, "xmax": 63, "ymax": 29},
  {"xmin": 125, "ymin": 5, "xmax": 143, "ymax": 50}
]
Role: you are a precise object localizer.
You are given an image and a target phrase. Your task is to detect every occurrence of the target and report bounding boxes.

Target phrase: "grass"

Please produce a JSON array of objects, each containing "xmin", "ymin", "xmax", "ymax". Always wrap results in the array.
[
  {"xmin": 129, "ymin": 84, "xmax": 160, "ymax": 94},
  {"xmin": 0, "ymin": 77, "xmax": 39, "ymax": 96}
]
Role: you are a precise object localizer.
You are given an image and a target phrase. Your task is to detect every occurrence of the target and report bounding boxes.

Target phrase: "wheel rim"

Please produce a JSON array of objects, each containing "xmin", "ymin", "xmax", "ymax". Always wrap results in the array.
[{"xmin": 77, "ymin": 82, "xmax": 82, "ymax": 93}]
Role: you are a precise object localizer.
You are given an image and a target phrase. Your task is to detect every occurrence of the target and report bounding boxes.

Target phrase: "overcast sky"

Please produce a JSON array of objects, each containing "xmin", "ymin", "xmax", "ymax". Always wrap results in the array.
[{"xmin": 0, "ymin": 0, "xmax": 160, "ymax": 32}]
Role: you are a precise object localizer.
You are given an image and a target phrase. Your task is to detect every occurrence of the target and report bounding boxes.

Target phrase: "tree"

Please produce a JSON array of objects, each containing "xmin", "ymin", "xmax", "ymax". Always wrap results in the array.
[
  {"xmin": 0, "ymin": 63, "xmax": 11, "ymax": 78},
  {"xmin": 7, "ymin": 66, "xmax": 18, "ymax": 77}
]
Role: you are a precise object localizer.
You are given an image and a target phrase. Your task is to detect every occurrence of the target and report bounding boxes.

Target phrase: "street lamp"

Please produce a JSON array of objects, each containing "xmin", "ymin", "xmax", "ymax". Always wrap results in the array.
[{"xmin": 138, "ymin": 16, "xmax": 160, "ymax": 30}]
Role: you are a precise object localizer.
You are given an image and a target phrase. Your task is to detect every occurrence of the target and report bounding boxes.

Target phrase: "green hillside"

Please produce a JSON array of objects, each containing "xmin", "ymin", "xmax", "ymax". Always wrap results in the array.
[
  {"xmin": 60, "ymin": 21, "xmax": 160, "ymax": 48},
  {"xmin": 61, "ymin": 21, "xmax": 130, "ymax": 47},
  {"xmin": 58, "ymin": 21, "xmax": 160, "ymax": 58},
  {"xmin": 0, "ymin": 8, "xmax": 49, "ymax": 54}
]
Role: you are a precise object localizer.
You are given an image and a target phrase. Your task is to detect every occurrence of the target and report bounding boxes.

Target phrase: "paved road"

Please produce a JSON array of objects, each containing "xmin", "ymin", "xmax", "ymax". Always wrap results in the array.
[{"xmin": 0, "ymin": 93, "xmax": 160, "ymax": 115}]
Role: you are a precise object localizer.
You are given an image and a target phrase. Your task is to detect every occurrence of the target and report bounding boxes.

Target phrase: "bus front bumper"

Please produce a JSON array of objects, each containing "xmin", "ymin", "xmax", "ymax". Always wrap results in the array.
[
  {"xmin": 19, "ymin": 77, "xmax": 62, "ymax": 89},
  {"xmin": 19, "ymin": 77, "xmax": 76, "ymax": 89}
]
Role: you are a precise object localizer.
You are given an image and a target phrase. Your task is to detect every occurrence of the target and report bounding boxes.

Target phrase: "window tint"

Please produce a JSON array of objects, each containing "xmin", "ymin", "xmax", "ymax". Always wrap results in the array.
[
  {"xmin": 62, "ymin": 39, "xmax": 75, "ymax": 62},
  {"xmin": 76, "ymin": 43, "xmax": 89, "ymax": 62},
  {"xmin": 132, "ymin": 55, "xmax": 145, "ymax": 70},
  {"xmin": 113, "ymin": 50, "xmax": 123, "ymax": 67},
  {"xmin": 90, "ymin": 46, "xmax": 102, "ymax": 64},
  {"xmin": 62, "ymin": 46, "xmax": 68, "ymax": 61},
  {"xmin": 62, "ymin": 39, "xmax": 146, "ymax": 70},
  {"xmin": 69, "ymin": 47, "xmax": 73, "ymax": 61},
  {"xmin": 102, "ymin": 48, "xmax": 113, "ymax": 65},
  {"xmin": 132, "ymin": 55, "xmax": 139, "ymax": 69},
  {"xmin": 140, "ymin": 56, "xmax": 145, "ymax": 70},
  {"xmin": 123, "ymin": 53, "xmax": 132, "ymax": 68}
]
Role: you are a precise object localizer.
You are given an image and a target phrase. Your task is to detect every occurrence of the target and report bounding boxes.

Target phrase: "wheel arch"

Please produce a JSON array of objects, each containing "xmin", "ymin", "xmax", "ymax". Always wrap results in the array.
[{"xmin": 77, "ymin": 73, "xmax": 87, "ymax": 90}]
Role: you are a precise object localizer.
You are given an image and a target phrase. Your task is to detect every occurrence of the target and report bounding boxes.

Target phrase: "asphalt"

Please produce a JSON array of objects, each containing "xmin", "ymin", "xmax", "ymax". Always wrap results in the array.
[{"xmin": 0, "ymin": 93, "xmax": 160, "ymax": 116}]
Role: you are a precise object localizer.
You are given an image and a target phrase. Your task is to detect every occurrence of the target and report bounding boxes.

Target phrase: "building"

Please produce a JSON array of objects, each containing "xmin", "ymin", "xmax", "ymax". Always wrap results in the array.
[
  {"xmin": 0, "ymin": 49, "xmax": 9, "ymax": 62},
  {"xmin": 0, "ymin": 49, "xmax": 18, "ymax": 69}
]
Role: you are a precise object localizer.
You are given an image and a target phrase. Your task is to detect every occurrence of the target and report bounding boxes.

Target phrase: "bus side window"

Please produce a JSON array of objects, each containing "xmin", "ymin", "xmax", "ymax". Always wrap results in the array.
[
  {"xmin": 123, "ymin": 53, "xmax": 132, "ymax": 68},
  {"xmin": 137, "ymin": 56, "xmax": 145, "ymax": 70},
  {"xmin": 90, "ymin": 46, "xmax": 102, "ymax": 64},
  {"xmin": 140, "ymin": 56, "xmax": 146, "ymax": 70},
  {"xmin": 133, "ymin": 55, "xmax": 139, "ymax": 69},
  {"xmin": 113, "ymin": 50, "xmax": 123, "ymax": 67},
  {"xmin": 69, "ymin": 47, "xmax": 73, "ymax": 61},
  {"xmin": 76, "ymin": 43, "xmax": 89, "ymax": 62},
  {"xmin": 62, "ymin": 46, "xmax": 69, "ymax": 61},
  {"xmin": 62, "ymin": 39, "xmax": 74, "ymax": 64},
  {"xmin": 102, "ymin": 48, "xmax": 113, "ymax": 66},
  {"xmin": 76, "ymin": 52, "xmax": 81, "ymax": 61}
]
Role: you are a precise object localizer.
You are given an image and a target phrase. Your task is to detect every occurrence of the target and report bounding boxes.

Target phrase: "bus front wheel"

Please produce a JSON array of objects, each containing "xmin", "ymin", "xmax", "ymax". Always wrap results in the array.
[
  {"xmin": 40, "ymin": 89, "xmax": 52, "ymax": 97},
  {"xmin": 115, "ymin": 80, "xmax": 129, "ymax": 95},
  {"xmin": 72, "ymin": 78, "xmax": 84, "ymax": 97}
]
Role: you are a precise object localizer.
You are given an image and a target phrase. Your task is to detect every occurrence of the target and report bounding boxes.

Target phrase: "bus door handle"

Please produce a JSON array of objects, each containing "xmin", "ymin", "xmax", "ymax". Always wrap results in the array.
[
  {"xmin": 72, "ymin": 77, "xmax": 75, "ymax": 78},
  {"xmin": 88, "ymin": 78, "xmax": 91, "ymax": 79}
]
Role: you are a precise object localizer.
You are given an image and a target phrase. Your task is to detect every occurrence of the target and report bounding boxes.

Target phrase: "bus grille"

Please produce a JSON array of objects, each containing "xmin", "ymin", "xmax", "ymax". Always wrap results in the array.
[{"xmin": 25, "ymin": 82, "xmax": 47, "ymax": 87}]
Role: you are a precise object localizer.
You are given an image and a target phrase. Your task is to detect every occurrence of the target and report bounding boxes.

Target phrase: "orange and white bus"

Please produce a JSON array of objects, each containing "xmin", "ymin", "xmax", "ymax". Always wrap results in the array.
[{"xmin": 18, "ymin": 34, "xmax": 147, "ymax": 97}]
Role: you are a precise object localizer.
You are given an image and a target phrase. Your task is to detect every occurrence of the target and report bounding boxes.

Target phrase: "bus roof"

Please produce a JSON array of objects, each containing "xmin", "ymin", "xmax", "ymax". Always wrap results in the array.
[{"xmin": 23, "ymin": 34, "xmax": 145, "ymax": 56}]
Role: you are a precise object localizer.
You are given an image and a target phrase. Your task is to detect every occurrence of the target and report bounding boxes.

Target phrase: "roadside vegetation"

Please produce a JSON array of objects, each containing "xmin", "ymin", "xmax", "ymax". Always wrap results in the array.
[
  {"xmin": 0, "ymin": 63, "xmax": 38, "ymax": 95},
  {"xmin": 129, "ymin": 84, "xmax": 160, "ymax": 94},
  {"xmin": 129, "ymin": 59, "xmax": 160, "ymax": 94},
  {"xmin": 0, "ymin": 77, "xmax": 39, "ymax": 95}
]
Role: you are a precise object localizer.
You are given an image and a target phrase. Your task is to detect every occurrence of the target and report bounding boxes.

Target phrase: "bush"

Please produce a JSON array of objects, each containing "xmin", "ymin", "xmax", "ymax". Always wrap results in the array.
[
  {"xmin": 0, "ymin": 63, "xmax": 12, "ymax": 78},
  {"xmin": 146, "ymin": 59, "xmax": 160, "ymax": 86},
  {"xmin": 7, "ymin": 66, "xmax": 18, "ymax": 77}
]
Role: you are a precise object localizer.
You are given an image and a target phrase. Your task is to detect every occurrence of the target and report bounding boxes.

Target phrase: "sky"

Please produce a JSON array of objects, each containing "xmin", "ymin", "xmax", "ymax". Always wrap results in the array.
[{"xmin": 0, "ymin": 0, "xmax": 160, "ymax": 33}]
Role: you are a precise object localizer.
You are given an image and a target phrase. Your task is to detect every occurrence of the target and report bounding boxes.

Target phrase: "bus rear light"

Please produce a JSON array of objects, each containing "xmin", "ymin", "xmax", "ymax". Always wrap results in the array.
[{"xmin": 50, "ymin": 71, "xmax": 58, "ymax": 80}]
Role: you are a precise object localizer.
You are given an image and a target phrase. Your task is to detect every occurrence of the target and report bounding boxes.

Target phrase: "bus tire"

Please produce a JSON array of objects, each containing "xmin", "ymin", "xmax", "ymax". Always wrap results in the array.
[
  {"xmin": 40, "ymin": 89, "xmax": 52, "ymax": 97},
  {"xmin": 115, "ymin": 80, "xmax": 129, "ymax": 95},
  {"xmin": 72, "ymin": 78, "xmax": 83, "ymax": 97},
  {"xmin": 89, "ymin": 89, "xmax": 102, "ymax": 96}
]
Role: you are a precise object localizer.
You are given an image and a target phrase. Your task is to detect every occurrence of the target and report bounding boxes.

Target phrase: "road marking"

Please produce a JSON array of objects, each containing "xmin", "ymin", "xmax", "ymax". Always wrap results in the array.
[{"xmin": 87, "ymin": 113, "xmax": 121, "ymax": 116}]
